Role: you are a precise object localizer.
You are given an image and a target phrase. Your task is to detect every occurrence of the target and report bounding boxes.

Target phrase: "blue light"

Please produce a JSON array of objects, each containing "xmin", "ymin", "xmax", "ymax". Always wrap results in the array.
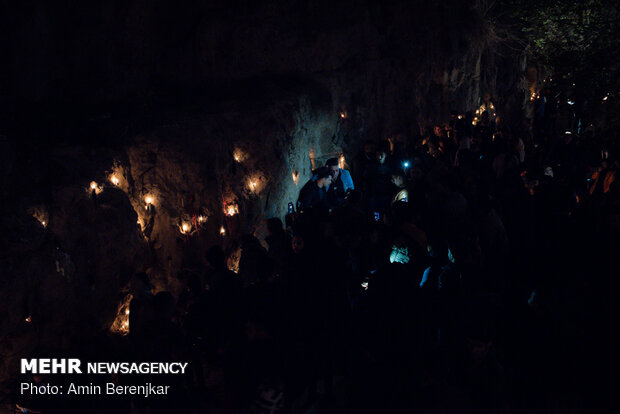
[{"xmin": 403, "ymin": 161, "xmax": 410, "ymax": 168}]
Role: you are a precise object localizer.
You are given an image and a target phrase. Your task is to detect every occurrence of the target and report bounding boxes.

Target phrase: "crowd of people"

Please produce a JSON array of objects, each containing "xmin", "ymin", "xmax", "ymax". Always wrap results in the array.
[
  {"xmin": 173, "ymin": 105, "xmax": 614, "ymax": 413},
  {"xmin": 18, "ymin": 104, "xmax": 617, "ymax": 413}
]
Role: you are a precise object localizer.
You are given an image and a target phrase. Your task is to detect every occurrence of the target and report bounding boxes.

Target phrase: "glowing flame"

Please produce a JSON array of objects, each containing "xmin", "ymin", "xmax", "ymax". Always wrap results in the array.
[
  {"xmin": 110, "ymin": 175, "xmax": 120, "ymax": 186},
  {"xmin": 233, "ymin": 147, "xmax": 247, "ymax": 163},
  {"xmin": 109, "ymin": 294, "xmax": 133, "ymax": 336},
  {"xmin": 88, "ymin": 181, "xmax": 103, "ymax": 195},
  {"xmin": 225, "ymin": 203, "xmax": 239, "ymax": 216},
  {"xmin": 292, "ymin": 171, "xmax": 299, "ymax": 185},
  {"xmin": 340, "ymin": 111, "xmax": 347, "ymax": 119},
  {"xmin": 180, "ymin": 222, "xmax": 191, "ymax": 234},
  {"xmin": 144, "ymin": 195, "xmax": 155, "ymax": 210},
  {"xmin": 339, "ymin": 155, "xmax": 346, "ymax": 169},
  {"xmin": 30, "ymin": 206, "xmax": 48, "ymax": 228},
  {"xmin": 457, "ymin": 115, "xmax": 463, "ymax": 120},
  {"xmin": 25, "ymin": 316, "xmax": 32, "ymax": 323},
  {"xmin": 198, "ymin": 215, "xmax": 206, "ymax": 223},
  {"xmin": 247, "ymin": 175, "xmax": 264, "ymax": 194},
  {"xmin": 220, "ymin": 226, "xmax": 226, "ymax": 236}
]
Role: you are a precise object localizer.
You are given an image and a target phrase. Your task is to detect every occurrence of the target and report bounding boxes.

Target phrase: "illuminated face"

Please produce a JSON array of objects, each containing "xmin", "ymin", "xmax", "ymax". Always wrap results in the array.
[
  {"xmin": 329, "ymin": 165, "xmax": 339, "ymax": 180},
  {"xmin": 434, "ymin": 126, "xmax": 442, "ymax": 137}
]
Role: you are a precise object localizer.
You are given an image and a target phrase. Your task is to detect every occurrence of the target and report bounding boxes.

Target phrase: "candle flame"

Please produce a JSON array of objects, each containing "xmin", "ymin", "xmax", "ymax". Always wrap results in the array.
[
  {"xmin": 233, "ymin": 147, "xmax": 247, "ymax": 163},
  {"xmin": 109, "ymin": 294, "xmax": 132, "ymax": 336},
  {"xmin": 247, "ymin": 176, "xmax": 262, "ymax": 193},
  {"xmin": 145, "ymin": 195, "xmax": 154, "ymax": 205},
  {"xmin": 110, "ymin": 175, "xmax": 120, "ymax": 186},
  {"xmin": 340, "ymin": 111, "xmax": 347, "ymax": 119},
  {"xmin": 339, "ymin": 155, "xmax": 346, "ymax": 169},
  {"xmin": 88, "ymin": 181, "xmax": 103, "ymax": 195},
  {"xmin": 220, "ymin": 226, "xmax": 226, "ymax": 236},
  {"xmin": 25, "ymin": 316, "xmax": 32, "ymax": 323},
  {"xmin": 181, "ymin": 222, "xmax": 191, "ymax": 234},
  {"xmin": 225, "ymin": 203, "xmax": 239, "ymax": 216}
]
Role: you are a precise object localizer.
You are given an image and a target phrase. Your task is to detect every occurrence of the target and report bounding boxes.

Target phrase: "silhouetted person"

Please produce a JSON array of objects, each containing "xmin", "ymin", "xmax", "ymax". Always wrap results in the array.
[{"xmin": 297, "ymin": 166, "xmax": 332, "ymax": 213}]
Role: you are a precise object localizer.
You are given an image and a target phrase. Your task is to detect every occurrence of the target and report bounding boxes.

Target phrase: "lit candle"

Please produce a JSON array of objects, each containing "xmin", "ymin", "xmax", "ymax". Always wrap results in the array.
[
  {"xmin": 144, "ymin": 195, "xmax": 154, "ymax": 212},
  {"xmin": 180, "ymin": 222, "xmax": 191, "ymax": 234},
  {"xmin": 248, "ymin": 178, "xmax": 259, "ymax": 193},
  {"xmin": 339, "ymin": 155, "xmax": 346, "ymax": 170},
  {"xmin": 225, "ymin": 203, "xmax": 239, "ymax": 216},
  {"xmin": 233, "ymin": 148, "xmax": 246, "ymax": 163},
  {"xmin": 220, "ymin": 226, "xmax": 226, "ymax": 236},
  {"xmin": 340, "ymin": 111, "xmax": 347, "ymax": 119},
  {"xmin": 89, "ymin": 181, "xmax": 101, "ymax": 202}
]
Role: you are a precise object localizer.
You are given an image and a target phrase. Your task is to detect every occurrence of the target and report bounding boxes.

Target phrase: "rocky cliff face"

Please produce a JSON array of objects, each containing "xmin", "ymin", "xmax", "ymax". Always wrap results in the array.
[{"xmin": 1, "ymin": 0, "xmax": 528, "ymax": 396}]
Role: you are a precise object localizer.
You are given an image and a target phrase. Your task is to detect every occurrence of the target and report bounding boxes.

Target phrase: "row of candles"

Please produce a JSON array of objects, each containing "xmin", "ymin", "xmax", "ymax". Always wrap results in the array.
[
  {"xmin": 471, "ymin": 102, "xmax": 496, "ymax": 126},
  {"xmin": 85, "ymin": 173, "xmax": 239, "ymax": 237},
  {"xmin": 43, "ymin": 141, "xmax": 349, "ymax": 236}
]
